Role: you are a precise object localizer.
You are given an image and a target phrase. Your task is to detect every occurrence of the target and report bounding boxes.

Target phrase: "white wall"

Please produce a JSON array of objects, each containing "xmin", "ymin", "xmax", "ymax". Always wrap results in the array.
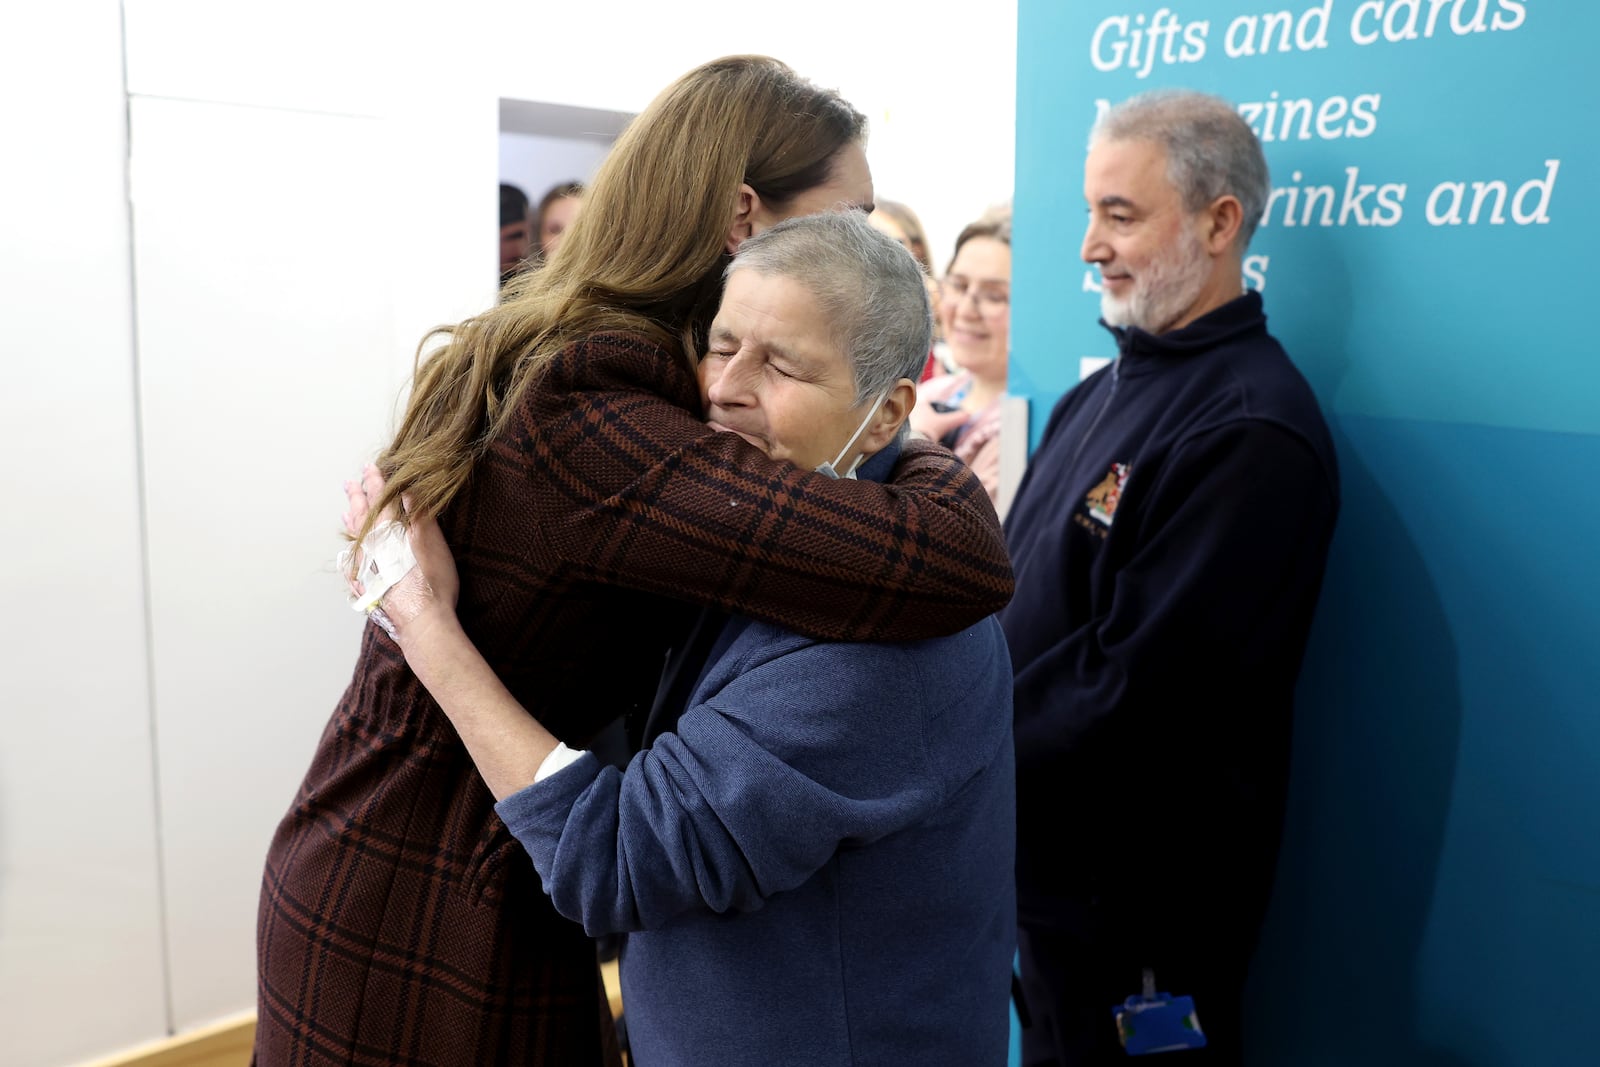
[
  {"xmin": 118, "ymin": 0, "xmax": 495, "ymax": 1039},
  {"xmin": 1, "ymin": 2, "xmax": 1015, "ymax": 1063},
  {"xmin": 0, "ymin": 3, "xmax": 168, "ymax": 1065},
  {"xmin": 130, "ymin": 93, "xmax": 407, "ymax": 1027},
  {"xmin": 487, "ymin": 0, "xmax": 1018, "ymax": 267},
  {"xmin": 500, "ymin": 131, "xmax": 614, "ymax": 217}
]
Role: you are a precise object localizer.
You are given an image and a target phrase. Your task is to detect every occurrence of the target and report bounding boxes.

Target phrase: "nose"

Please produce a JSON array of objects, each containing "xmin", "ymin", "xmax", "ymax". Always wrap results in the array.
[
  {"xmin": 947, "ymin": 286, "xmax": 984, "ymax": 322},
  {"xmin": 705, "ymin": 348, "xmax": 758, "ymax": 408},
  {"xmin": 1081, "ymin": 217, "xmax": 1109, "ymax": 264}
]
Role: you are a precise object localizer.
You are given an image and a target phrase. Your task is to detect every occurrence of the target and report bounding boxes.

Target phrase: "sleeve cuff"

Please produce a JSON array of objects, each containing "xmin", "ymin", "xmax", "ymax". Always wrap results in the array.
[{"xmin": 535, "ymin": 742, "xmax": 588, "ymax": 782}]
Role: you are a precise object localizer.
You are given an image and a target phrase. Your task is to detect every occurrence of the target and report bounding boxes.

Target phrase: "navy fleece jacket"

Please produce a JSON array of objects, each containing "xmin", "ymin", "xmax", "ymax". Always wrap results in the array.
[{"xmin": 1001, "ymin": 291, "xmax": 1339, "ymax": 957}]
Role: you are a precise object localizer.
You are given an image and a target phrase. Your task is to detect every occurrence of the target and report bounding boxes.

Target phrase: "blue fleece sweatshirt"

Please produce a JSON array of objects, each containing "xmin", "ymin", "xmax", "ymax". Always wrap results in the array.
[
  {"xmin": 1001, "ymin": 291, "xmax": 1339, "ymax": 957},
  {"xmin": 496, "ymin": 445, "xmax": 1017, "ymax": 1066}
]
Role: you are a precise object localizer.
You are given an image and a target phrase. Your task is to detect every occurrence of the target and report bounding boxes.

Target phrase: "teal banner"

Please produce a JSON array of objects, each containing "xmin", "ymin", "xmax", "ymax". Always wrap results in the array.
[
  {"xmin": 1014, "ymin": 1, "xmax": 1595, "ymax": 437},
  {"xmin": 1013, "ymin": 4, "xmax": 1600, "ymax": 1064}
]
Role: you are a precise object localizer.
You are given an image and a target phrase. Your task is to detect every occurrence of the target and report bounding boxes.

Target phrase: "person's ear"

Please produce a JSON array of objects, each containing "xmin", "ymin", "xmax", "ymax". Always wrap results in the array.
[
  {"xmin": 860, "ymin": 379, "xmax": 919, "ymax": 454},
  {"xmin": 726, "ymin": 183, "xmax": 764, "ymax": 254},
  {"xmin": 1202, "ymin": 194, "xmax": 1244, "ymax": 255}
]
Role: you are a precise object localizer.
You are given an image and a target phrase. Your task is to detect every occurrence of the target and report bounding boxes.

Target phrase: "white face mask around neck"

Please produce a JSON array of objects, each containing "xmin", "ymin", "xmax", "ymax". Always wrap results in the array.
[{"xmin": 814, "ymin": 390, "xmax": 889, "ymax": 479}]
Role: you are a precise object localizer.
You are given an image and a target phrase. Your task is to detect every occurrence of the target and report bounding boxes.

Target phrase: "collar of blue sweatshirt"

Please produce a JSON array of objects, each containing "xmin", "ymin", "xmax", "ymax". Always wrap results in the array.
[
  {"xmin": 1102, "ymin": 290, "xmax": 1268, "ymax": 377},
  {"xmin": 640, "ymin": 437, "xmax": 907, "ymax": 747},
  {"xmin": 693, "ymin": 436, "xmax": 905, "ymax": 689}
]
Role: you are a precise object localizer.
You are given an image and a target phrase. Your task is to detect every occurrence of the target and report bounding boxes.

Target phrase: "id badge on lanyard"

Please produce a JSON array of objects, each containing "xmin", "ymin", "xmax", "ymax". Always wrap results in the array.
[{"xmin": 1113, "ymin": 968, "xmax": 1207, "ymax": 1056}]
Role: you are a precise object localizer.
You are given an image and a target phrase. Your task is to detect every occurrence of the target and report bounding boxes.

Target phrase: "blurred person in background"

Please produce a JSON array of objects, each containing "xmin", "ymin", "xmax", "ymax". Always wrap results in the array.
[
  {"xmin": 535, "ymin": 179, "xmax": 584, "ymax": 263},
  {"xmin": 871, "ymin": 198, "xmax": 945, "ymax": 365},
  {"xmin": 500, "ymin": 181, "xmax": 533, "ymax": 284},
  {"xmin": 870, "ymin": 198, "xmax": 934, "ymax": 274},
  {"xmin": 253, "ymin": 55, "xmax": 1011, "ymax": 1067},
  {"xmin": 910, "ymin": 214, "xmax": 1011, "ymax": 502}
]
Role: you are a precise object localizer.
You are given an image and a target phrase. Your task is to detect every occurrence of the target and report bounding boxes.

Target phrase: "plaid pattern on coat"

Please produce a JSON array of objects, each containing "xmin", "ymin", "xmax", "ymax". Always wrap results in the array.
[{"xmin": 254, "ymin": 334, "xmax": 1013, "ymax": 1066}]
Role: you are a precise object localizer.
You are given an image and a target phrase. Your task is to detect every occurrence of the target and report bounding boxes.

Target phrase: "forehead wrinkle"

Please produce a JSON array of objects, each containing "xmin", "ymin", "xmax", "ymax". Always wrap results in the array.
[{"xmin": 737, "ymin": 271, "xmax": 840, "ymax": 367}]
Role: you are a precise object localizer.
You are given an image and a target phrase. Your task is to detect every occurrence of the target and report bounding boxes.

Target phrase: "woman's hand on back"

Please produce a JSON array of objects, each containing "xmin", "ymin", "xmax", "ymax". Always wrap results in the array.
[
  {"xmin": 342, "ymin": 464, "xmax": 558, "ymax": 800},
  {"xmin": 342, "ymin": 464, "xmax": 461, "ymax": 645},
  {"xmin": 908, "ymin": 401, "xmax": 971, "ymax": 444}
]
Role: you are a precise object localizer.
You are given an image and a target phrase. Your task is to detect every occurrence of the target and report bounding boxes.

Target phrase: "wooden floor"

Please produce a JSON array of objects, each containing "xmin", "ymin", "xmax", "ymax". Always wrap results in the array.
[
  {"xmin": 74, "ymin": 1012, "xmax": 255, "ymax": 1067},
  {"xmin": 603, "ymin": 957, "xmax": 630, "ymax": 1065},
  {"xmin": 602, "ymin": 956, "xmax": 624, "ymax": 1020},
  {"xmin": 72, "ymin": 966, "xmax": 623, "ymax": 1067}
]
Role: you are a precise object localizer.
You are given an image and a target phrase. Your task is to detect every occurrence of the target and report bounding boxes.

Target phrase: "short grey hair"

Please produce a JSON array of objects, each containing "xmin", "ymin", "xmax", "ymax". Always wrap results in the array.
[
  {"xmin": 727, "ymin": 211, "xmax": 932, "ymax": 404},
  {"xmin": 1093, "ymin": 89, "xmax": 1270, "ymax": 249}
]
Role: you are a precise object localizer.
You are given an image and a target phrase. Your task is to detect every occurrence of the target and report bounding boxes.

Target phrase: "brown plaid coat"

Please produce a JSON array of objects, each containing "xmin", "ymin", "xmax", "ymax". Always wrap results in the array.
[{"xmin": 254, "ymin": 334, "xmax": 1013, "ymax": 1066}]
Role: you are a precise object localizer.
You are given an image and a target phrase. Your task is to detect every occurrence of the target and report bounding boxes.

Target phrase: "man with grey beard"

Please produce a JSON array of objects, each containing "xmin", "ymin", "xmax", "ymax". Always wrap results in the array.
[{"xmin": 1001, "ymin": 89, "xmax": 1340, "ymax": 1065}]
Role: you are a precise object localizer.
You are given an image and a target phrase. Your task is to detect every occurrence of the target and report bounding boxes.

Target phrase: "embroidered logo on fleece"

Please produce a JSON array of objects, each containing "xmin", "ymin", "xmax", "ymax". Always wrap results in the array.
[{"xmin": 1084, "ymin": 462, "xmax": 1130, "ymax": 527}]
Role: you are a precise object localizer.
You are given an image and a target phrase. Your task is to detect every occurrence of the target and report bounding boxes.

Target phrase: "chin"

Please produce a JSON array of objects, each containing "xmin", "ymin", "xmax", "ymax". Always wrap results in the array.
[
  {"xmin": 736, "ymin": 432, "xmax": 773, "ymax": 455},
  {"xmin": 952, "ymin": 356, "xmax": 998, "ymax": 383},
  {"xmin": 1100, "ymin": 294, "xmax": 1133, "ymax": 327},
  {"xmin": 951, "ymin": 345, "xmax": 991, "ymax": 371}
]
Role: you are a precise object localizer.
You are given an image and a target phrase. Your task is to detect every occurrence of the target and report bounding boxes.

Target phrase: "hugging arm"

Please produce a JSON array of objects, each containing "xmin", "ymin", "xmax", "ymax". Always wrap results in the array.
[
  {"xmin": 494, "ymin": 639, "xmax": 940, "ymax": 935},
  {"xmin": 343, "ymin": 469, "xmax": 563, "ymax": 799},
  {"xmin": 528, "ymin": 337, "xmax": 1013, "ymax": 641},
  {"xmin": 342, "ymin": 336, "xmax": 1015, "ymax": 799}
]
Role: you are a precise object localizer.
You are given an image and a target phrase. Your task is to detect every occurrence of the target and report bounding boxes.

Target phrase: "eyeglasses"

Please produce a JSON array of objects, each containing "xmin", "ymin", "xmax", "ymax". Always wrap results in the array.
[{"xmin": 942, "ymin": 275, "xmax": 1010, "ymax": 312}]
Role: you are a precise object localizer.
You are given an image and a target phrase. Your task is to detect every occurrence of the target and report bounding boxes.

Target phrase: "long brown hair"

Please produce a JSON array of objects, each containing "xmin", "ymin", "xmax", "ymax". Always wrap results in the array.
[{"xmin": 358, "ymin": 56, "xmax": 865, "ymax": 548}]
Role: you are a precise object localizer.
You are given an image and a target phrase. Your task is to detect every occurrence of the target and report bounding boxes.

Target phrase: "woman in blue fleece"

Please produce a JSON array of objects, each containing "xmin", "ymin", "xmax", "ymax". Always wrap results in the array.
[{"xmin": 345, "ymin": 211, "xmax": 1017, "ymax": 1066}]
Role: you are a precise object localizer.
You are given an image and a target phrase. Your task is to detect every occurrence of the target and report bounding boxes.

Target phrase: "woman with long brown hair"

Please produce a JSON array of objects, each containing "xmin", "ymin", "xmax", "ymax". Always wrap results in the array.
[{"xmin": 253, "ymin": 56, "xmax": 1012, "ymax": 1066}]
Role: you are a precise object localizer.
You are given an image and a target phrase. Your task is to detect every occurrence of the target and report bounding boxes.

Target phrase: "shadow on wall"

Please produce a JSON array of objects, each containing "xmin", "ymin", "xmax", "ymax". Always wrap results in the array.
[
  {"xmin": 1241, "ymin": 225, "xmax": 1478, "ymax": 1067},
  {"xmin": 1245, "ymin": 422, "xmax": 1472, "ymax": 1067}
]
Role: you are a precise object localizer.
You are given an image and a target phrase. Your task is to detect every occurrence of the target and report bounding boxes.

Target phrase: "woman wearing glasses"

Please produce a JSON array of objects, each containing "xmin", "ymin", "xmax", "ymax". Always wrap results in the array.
[{"xmin": 910, "ymin": 213, "xmax": 1012, "ymax": 503}]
